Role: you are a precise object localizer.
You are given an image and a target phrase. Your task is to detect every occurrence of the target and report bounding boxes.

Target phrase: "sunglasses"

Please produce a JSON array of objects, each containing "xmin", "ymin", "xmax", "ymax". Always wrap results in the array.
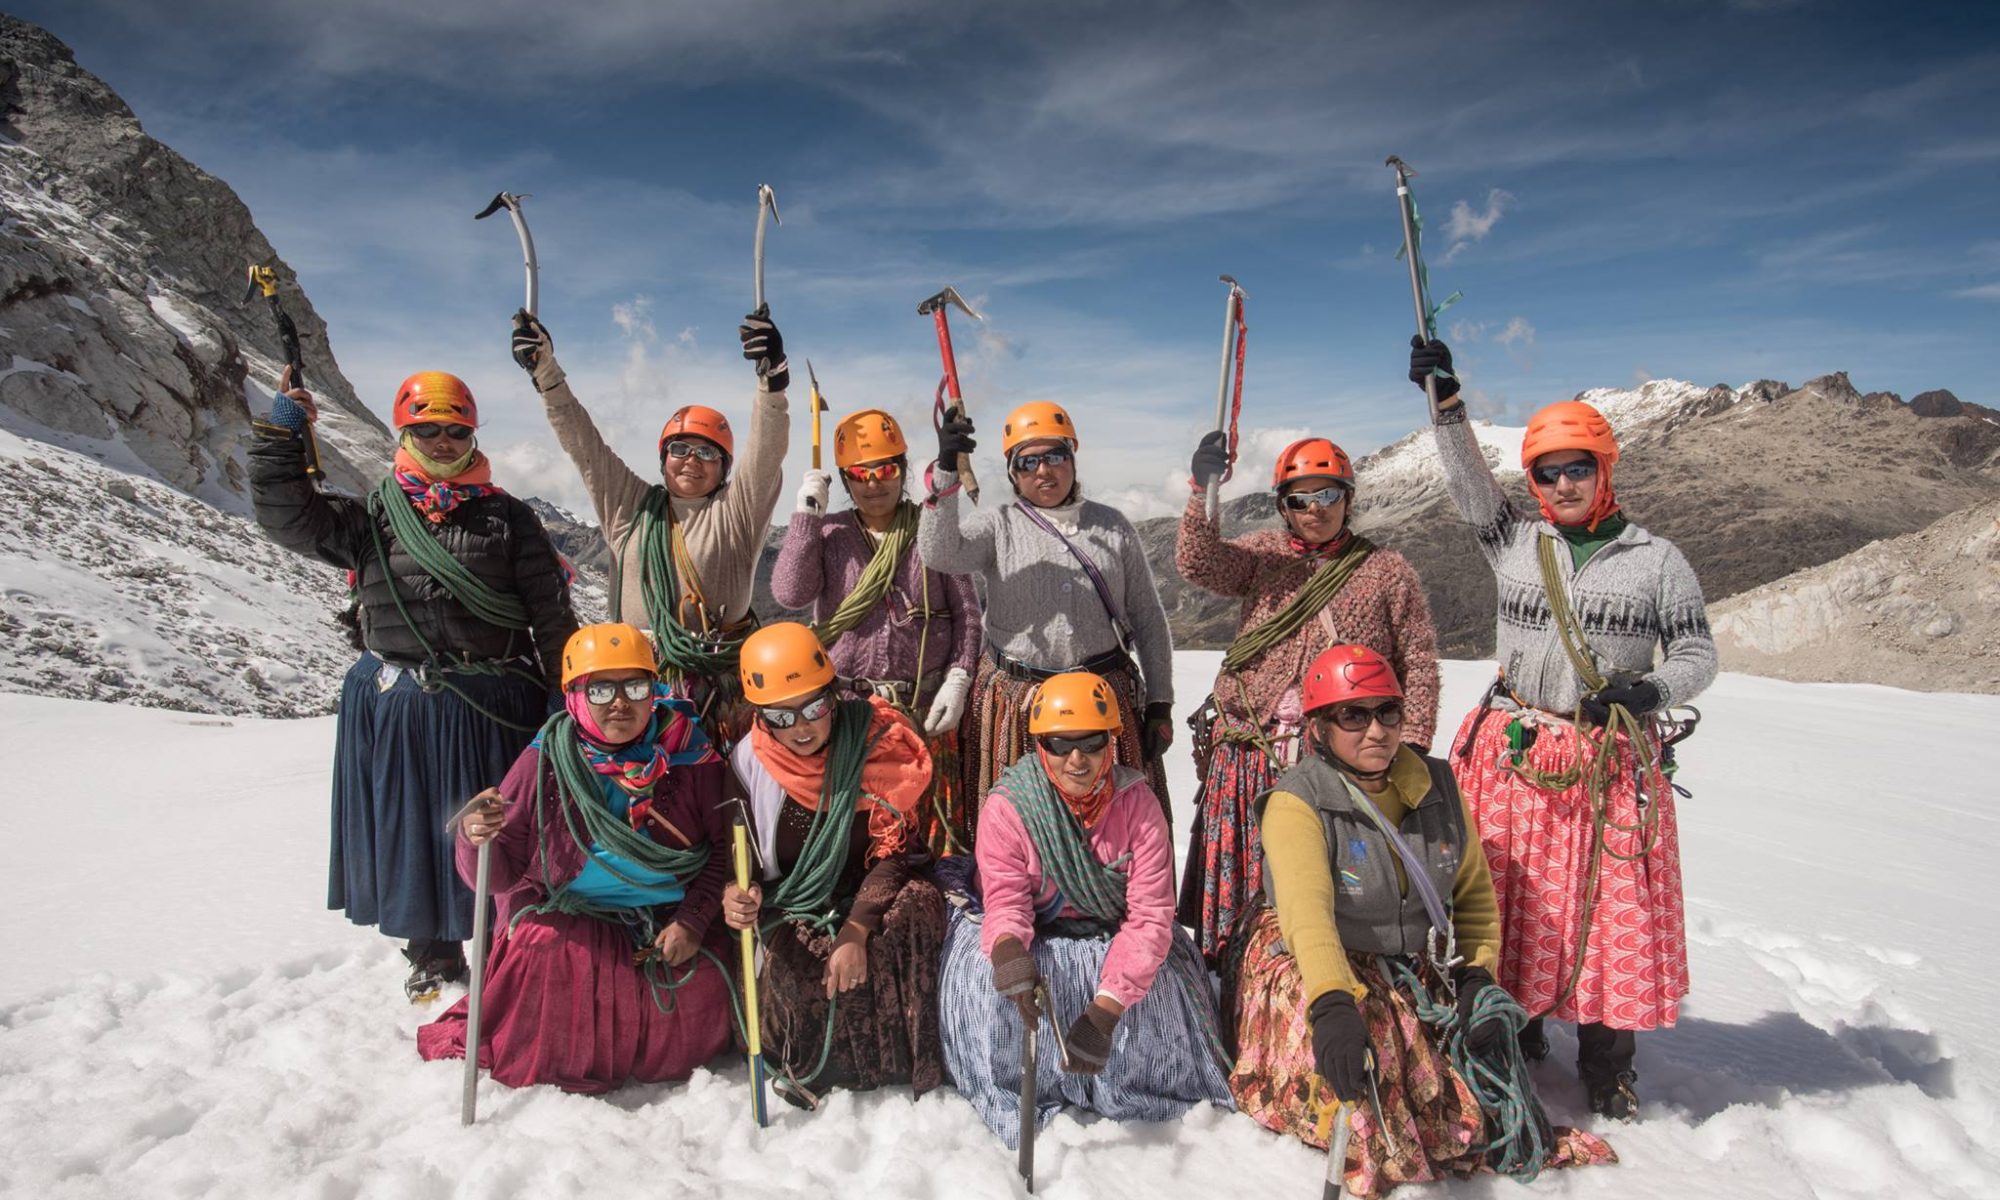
[
  {"xmin": 664, "ymin": 439, "xmax": 725, "ymax": 463},
  {"xmin": 758, "ymin": 690, "xmax": 836, "ymax": 730},
  {"xmin": 1280, "ymin": 484, "xmax": 1351, "ymax": 512},
  {"xmin": 1010, "ymin": 446, "xmax": 1072, "ymax": 474},
  {"xmin": 1316, "ymin": 700, "xmax": 1405, "ymax": 732},
  {"xmin": 1038, "ymin": 731, "xmax": 1111, "ymax": 756},
  {"xmin": 580, "ymin": 678, "xmax": 657, "ymax": 705},
  {"xmin": 408, "ymin": 423, "xmax": 474, "ymax": 442},
  {"xmin": 842, "ymin": 461, "xmax": 903, "ymax": 483},
  {"xmin": 1530, "ymin": 460, "xmax": 1598, "ymax": 486}
]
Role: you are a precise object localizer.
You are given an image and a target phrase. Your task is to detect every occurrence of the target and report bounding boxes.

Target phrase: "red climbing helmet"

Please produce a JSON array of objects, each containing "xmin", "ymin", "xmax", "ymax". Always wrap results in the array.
[
  {"xmin": 392, "ymin": 372, "xmax": 479, "ymax": 429},
  {"xmin": 1272, "ymin": 437, "xmax": 1354, "ymax": 490},
  {"xmin": 1300, "ymin": 644, "xmax": 1402, "ymax": 714}
]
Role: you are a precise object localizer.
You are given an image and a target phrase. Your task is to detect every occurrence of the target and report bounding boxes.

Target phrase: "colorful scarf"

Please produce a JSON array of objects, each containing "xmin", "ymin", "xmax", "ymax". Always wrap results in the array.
[
  {"xmin": 1287, "ymin": 526, "xmax": 1355, "ymax": 560},
  {"xmin": 543, "ymin": 690, "xmax": 719, "ymax": 832},
  {"xmin": 749, "ymin": 693, "xmax": 931, "ymax": 861},
  {"xmin": 393, "ymin": 441, "xmax": 502, "ymax": 525}
]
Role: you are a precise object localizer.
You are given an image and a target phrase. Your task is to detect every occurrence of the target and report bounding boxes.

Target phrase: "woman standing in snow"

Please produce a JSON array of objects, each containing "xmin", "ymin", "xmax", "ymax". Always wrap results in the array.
[
  {"xmin": 937, "ymin": 671, "xmax": 1231, "ymax": 1151},
  {"xmin": 770, "ymin": 408, "xmax": 983, "ymax": 852},
  {"xmin": 1230, "ymin": 645, "xmax": 1614, "ymax": 1196},
  {"xmin": 507, "ymin": 310, "xmax": 786, "ymax": 714},
  {"xmin": 1408, "ymin": 337, "xmax": 1715, "ymax": 1119},
  {"xmin": 917, "ymin": 402, "xmax": 1177, "ymax": 840},
  {"xmin": 1176, "ymin": 432, "xmax": 1440, "ymax": 970},
  {"xmin": 250, "ymin": 369, "xmax": 577, "ymax": 1002},
  {"xmin": 721, "ymin": 622, "xmax": 946, "ymax": 1107},
  {"xmin": 417, "ymin": 623, "xmax": 734, "ymax": 1092}
]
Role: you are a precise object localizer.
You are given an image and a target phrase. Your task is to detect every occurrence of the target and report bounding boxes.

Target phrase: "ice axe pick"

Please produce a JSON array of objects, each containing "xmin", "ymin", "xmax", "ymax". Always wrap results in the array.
[
  {"xmin": 917, "ymin": 285, "xmax": 984, "ymax": 503},
  {"xmin": 474, "ymin": 192, "xmax": 539, "ymax": 318},
  {"xmin": 753, "ymin": 184, "xmax": 781, "ymax": 315}
]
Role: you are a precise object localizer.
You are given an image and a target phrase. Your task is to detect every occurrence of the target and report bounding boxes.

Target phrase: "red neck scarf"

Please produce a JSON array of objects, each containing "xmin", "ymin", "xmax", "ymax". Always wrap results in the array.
[
  {"xmin": 1528, "ymin": 452, "xmax": 1621, "ymax": 532},
  {"xmin": 1037, "ymin": 747, "xmax": 1117, "ymax": 828}
]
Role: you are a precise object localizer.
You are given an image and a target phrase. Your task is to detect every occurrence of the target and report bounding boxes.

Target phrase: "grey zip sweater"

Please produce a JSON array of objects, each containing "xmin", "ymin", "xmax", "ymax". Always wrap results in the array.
[
  {"xmin": 917, "ymin": 477, "xmax": 1175, "ymax": 704},
  {"xmin": 1433, "ymin": 405, "xmax": 1716, "ymax": 712}
]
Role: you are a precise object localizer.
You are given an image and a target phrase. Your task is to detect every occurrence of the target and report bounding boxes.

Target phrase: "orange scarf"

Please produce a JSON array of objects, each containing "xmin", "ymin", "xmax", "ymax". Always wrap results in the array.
[
  {"xmin": 749, "ymin": 694, "xmax": 932, "ymax": 861},
  {"xmin": 1529, "ymin": 451, "xmax": 1620, "ymax": 532}
]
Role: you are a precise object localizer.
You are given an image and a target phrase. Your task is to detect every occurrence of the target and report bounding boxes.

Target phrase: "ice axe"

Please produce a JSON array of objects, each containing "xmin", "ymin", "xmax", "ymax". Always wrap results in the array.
[
  {"xmin": 917, "ymin": 285, "xmax": 984, "ymax": 503},
  {"xmin": 1206, "ymin": 274, "xmax": 1248, "ymax": 523},
  {"xmin": 1385, "ymin": 157, "xmax": 1460, "ymax": 414},
  {"xmin": 444, "ymin": 792, "xmax": 497, "ymax": 1126},
  {"xmin": 753, "ymin": 184, "xmax": 781, "ymax": 315},
  {"xmin": 475, "ymin": 192, "xmax": 539, "ymax": 318},
  {"xmin": 732, "ymin": 814, "xmax": 770, "ymax": 1128},
  {"xmin": 807, "ymin": 360, "xmax": 829, "ymax": 471},
  {"xmin": 241, "ymin": 263, "xmax": 323, "ymax": 480},
  {"xmin": 1321, "ymin": 1101, "xmax": 1356, "ymax": 1200},
  {"xmin": 1017, "ymin": 981, "xmax": 1049, "ymax": 1192}
]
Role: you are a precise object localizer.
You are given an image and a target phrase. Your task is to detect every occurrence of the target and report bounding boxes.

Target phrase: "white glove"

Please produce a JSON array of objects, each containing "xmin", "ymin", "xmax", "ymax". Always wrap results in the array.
[
  {"xmin": 796, "ymin": 468, "xmax": 832, "ymax": 516},
  {"xmin": 924, "ymin": 666, "xmax": 973, "ymax": 736}
]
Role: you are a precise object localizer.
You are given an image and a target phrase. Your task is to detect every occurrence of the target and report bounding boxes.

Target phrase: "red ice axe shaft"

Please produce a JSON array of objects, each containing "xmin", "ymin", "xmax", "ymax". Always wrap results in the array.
[{"xmin": 918, "ymin": 285, "xmax": 984, "ymax": 503}]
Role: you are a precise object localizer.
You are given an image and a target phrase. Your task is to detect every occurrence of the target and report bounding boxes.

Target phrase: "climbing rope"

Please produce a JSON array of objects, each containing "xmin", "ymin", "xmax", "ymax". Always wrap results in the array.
[
  {"xmin": 369, "ymin": 478, "xmax": 531, "ymax": 630},
  {"xmin": 611, "ymin": 486, "xmax": 746, "ymax": 682}
]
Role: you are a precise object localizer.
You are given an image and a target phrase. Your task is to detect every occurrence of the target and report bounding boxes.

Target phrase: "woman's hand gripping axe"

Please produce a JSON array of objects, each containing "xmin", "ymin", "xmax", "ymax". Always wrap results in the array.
[{"xmin": 917, "ymin": 286, "xmax": 984, "ymax": 503}]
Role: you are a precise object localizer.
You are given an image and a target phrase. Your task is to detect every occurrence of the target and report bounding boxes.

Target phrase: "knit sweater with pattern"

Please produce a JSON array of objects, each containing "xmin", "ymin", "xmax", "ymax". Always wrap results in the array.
[
  {"xmin": 1175, "ymin": 491, "xmax": 1442, "ymax": 751},
  {"xmin": 917, "ymin": 482, "xmax": 1175, "ymax": 704},
  {"xmin": 1433, "ymin": 405, "xmax": 1716, "ymax": 712}
]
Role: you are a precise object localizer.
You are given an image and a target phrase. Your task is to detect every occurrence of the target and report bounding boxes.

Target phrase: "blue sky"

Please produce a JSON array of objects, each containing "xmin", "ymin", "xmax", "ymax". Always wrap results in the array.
[{"xmin": 18, "ymin": 0, "xmax": 1999, "ymax": 518}]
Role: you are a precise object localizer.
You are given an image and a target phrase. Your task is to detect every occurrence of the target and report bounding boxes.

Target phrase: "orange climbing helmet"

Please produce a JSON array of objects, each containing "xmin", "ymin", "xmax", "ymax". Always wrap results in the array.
[
  {"xmin": 1300, "ymin": 644, "xmax": 1402, "ymax": 714},
  {"xmin": 657, "ymin": 405, "xmax": 735, "ymax": 460},
  {"xmin": 560, "ymin": 623, "xmax": 657, "ymax": 690},
  {"xmin": 1001, "ymin": 401, "xmax": 1079, "ymax": 457},
  {"xmin": 738, "ymin": 621, "xmax": 836, "ymax": 706},
  {"xmin": 833, "ymin": 409, "xmax": 908, "ymax": 468},
  {"xmin": 1027, "ymin": 671, "xmax": 1123, "ymax": 734},
  {"xmin": 1521, "ymin": 400, "xmax": 1618, "ymax": 469},
  {"xmin": 1272, "ymin": 437, "xmax": 1355, "ymax": 490},
  {"xmin": 392, "ymin": 372, "xmax": 479, "ymax": 429}
]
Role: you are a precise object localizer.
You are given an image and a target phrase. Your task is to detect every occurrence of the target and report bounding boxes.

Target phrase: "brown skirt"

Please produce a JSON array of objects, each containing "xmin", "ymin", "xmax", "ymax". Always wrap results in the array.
[{"xmin": 759, "ymin": 875, "xmax": 947, "ymax": 1099}]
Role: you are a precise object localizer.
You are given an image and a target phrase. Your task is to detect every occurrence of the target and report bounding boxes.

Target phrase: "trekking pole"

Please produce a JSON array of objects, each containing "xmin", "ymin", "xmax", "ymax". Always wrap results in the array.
[
  {"xmin": 473, "ymin": 192, "xmax": 539, "ymax": 317},
  {"xmin": 1206, "ymin": 275, "xmax": 1247, "ymax": 524},
  {"xmin": 916, "ymin": 286, "xmax": 985, "ymax": 503},
  {"xmin": 807, "ymin": 360, "xmax": 828, "ymax": 471},
  {"xmin": 732, "ymin": 815, "xmax": 770, "ymax": 1127},
  {"xmin": 1018, "ymin": 982, "xmax": 1048, "ymax": 1191},
  {"xmin": 753, "ymin": 184, "xmax": 781, "ymax": 315},
  {"xmin": 1385, "ymin": 156, "xmax": 1458, "ymax": 414},
  {"xmin": 241, "ymin": 263, "xmax": 324, "ymax": 480},
  {"xmin": 460, "ymin": 839, "xmax": 491, "ymax": 1126}
]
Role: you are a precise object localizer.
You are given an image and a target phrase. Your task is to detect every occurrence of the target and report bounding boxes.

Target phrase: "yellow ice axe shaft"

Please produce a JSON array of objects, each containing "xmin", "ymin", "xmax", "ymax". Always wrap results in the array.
[
  {"xmin": 732, "ymin": 816, "xmax": 769, "ymax": 1127},
  {"xmin": 807, "ymin": 359, "xmax": 827, "ymax": 472}
]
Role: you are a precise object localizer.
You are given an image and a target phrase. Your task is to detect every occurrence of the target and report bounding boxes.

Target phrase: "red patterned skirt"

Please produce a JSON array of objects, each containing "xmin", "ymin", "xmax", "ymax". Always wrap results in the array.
[
  {"xmin": 1450, "ymin": 707, "xmax": 1688, "ymax": 1029},
  {"xmin": 1180, "ymin": 712, "xmax": 1291, "ymax": 968},
  {"xmin": 1228, "ymin": 911, "xmax": 1615, "ymax": 1197}
]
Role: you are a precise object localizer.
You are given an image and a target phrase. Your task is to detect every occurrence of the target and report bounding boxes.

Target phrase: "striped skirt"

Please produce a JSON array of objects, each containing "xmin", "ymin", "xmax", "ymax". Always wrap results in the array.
[
  {"xmin": 329, "ymin": 654, "xmax": 547, "ymax": 942},
  {"xmin": 962, "ymin": 657, "xmax": 1170, "ymax": 848},
  {"xmin": 938, "ymin": 905, "xmax": 1234, "ymax": 1150}
]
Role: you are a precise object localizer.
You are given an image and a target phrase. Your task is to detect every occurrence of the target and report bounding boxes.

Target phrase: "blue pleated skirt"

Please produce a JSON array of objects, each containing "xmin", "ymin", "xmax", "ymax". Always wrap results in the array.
[
  {"xmin": 938, "ymin": 905, "xmax": 1234, "ymax": 1150},
  {"xmin": 328, "ymin": 654, "xmax": 549, "ymax": 942}
]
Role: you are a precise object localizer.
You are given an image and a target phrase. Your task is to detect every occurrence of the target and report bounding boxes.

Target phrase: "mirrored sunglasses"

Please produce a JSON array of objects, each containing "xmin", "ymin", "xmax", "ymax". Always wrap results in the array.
[
  {"xmin": 842, "ymin": 461, "xmax": 903, "ymax": 483},
  {"xmin": 758, "ymin": 690, "xmax": 836, "ymax": 730},
  {"xmin": 1280, "ymin": 484, "xmax": 1351, "ymax": 512},
  {"xmin": 665, "ymin": 439, "xmax": 725, "ymax": 463},
  {"xmin": 1530, "ymin": 460, "xmax": 1598, "ymax": 486},
  {"xmin": 1010, "ymin": 446, "xmax": 1072, "ymax": 474},
  {"xmin": 1317, "ymin": 700, "xmax": 1405, "ymax": 733},
  {"xmin": 409, "ymin": 423, "xmax": 474, "ymax": 442},
  {"xmin": 580, "ymin": 678, "xmax": 656, "ymax": 705},
  {"xmin": 1037, "ymin": 731, "xmax": 1111, "ymax": 756}
]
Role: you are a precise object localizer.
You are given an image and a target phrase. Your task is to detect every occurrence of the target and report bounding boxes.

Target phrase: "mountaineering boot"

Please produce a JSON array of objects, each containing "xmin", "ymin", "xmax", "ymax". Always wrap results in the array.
[
  {"xmin": 1577, "ymin": 1023, "xmax": 1639, "ymax": 1120},
  {"xmin": 1518, "ymin": 1016, "xmax": 1551, "ymax": 1063},
  {"xmin": 402, "ymin": 940, "xmax": 467, "ymax": 1004}
]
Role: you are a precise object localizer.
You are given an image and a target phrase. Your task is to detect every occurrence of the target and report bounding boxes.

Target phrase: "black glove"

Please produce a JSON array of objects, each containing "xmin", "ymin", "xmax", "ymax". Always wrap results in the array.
[
  {"xmin": 511, "ymin": 309, "xmax": 549, "ymax": 372},
  {"xmin": 1578, "ymin": 679, "xmax": 1661, "ymax": 726},
  {"xmin": 936, "ymin": 413, "xmax": 977, "ymax": 473},
  {"xmin": 1408, "ymin": 336, "xmax": 1461, "ymax": 404},
  {"xmin": 1308, "ymin": 990, "xmax": 1369, "ymax": 1102},
  {"xmin": 1191, "ymin": 429, "xmax": 1229, "ymax": 490},
  {"xmin": 990, "ymin": 936, "xmax": 1041, "ymax": 1023},
  {"xmin": 739, "ymin": 307, "xmax": 789, "ymax": 392},
  {"xmin": 1453, "ymin": 966, "xmax": 1509, "ymax": 1057},
  {"xmin": 1063, "ymin": 1001, "xmax": 1120, "ymax": 1076},
  {"xmin": 1141, "ymin": 701, "xmax": 1175, "ymax": 760}
]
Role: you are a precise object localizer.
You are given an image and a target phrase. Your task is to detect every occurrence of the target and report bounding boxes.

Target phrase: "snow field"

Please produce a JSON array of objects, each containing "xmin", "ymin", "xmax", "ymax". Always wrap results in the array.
[{"xmin": 0, "ymin": 656, "xmax": 1996, "ymax": 1198}]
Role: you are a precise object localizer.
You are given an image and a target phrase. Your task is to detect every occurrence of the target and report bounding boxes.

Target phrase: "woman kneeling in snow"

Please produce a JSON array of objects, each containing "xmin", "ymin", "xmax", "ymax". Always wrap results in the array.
[
  {"xmin": 938, "ymin": 671, "xmax": 1232, "ymax": 1149},
  {"xmin": 417, "ymin": 623, "xmax": 734, "ymax": 1093},
  {"xmin": 722, "ymin": 622, "xmax": 946, "ymax": 1107},
  {"xmin": 1230, "ymin": 646, "xmax": 1613, "ymax": 1197}
]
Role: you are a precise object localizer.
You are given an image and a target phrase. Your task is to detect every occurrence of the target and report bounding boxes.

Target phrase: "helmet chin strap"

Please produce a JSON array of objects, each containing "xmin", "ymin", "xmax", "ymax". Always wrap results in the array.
[{"xmin": 1311, "ymin": 730, "xmax": 1392, "ymax": 783}]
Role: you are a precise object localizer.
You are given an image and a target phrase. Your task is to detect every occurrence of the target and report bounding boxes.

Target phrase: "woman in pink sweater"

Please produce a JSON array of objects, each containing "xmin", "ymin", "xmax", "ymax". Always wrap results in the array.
[
  {"xmin": 1177, "ymin": 434, "xmax": 1441, "ymax": 970},
  {"xmin": 936, "ymin": 672, "xmax": 1231, "ymax": 1151}
]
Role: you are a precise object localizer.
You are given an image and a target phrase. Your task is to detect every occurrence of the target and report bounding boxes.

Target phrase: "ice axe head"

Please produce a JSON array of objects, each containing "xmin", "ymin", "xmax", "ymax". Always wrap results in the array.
[
  {"xmin": 916, "ymin": 286, "xmax": 983, "ymax": 322},
  {"xmin": 242, "ymin": 263, "xmax": 278, "ymax": 305},
  {"xmin": 1384, "ymin": 155, "xmax": 1416, "ymax": 183},
  {"xmin": 757, "ymin": 184, "xmax": 781, "ymax": 227}
]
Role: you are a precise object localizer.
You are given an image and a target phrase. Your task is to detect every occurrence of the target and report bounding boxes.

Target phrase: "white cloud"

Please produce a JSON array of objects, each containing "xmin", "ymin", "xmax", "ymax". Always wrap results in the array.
[
  {"xmin": 1955, "ymin": 282, "xmax": 2000, "ymax": 301},
  {"xmin": 1495, "ymin": 316, "xmax": 1536, "ymax": 348},
  {"xmin": 1441, "ymin": 188, "xmax": 1513, "ymax": 262},
  {"xmin": 1448, "ymin": 319, "xmax": 1489, "ymax": 343}
]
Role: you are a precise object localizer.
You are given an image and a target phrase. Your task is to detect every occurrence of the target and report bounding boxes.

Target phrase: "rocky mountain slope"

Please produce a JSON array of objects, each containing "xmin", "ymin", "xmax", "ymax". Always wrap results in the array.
[{"xmin": 1709, "ymin": 498, "xmax": 2000, "ymax": 693}]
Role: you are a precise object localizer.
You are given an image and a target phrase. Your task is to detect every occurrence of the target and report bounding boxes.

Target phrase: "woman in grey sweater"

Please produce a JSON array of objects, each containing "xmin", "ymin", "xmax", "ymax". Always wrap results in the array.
[
  {"xmin": 917, "ymin": 400, "xmax": 1176, "ymax": 841},
  {"xmin": 1410, "ymin": 337, "xmax": 1715, "ymax": 1122}
]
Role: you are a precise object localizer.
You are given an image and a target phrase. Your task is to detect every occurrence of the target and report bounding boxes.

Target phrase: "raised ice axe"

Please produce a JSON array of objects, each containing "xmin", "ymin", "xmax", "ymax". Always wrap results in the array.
[
  {"xmin": 1385, "ymin": 156, "xmax": 1442, "ymax": 413},
  {"xmin": 917, "ymin": 285, "xmax": 984, "ymax": 503},
  {"xmin": 753, "ymin": 184, "xmax": 781, "ymax": 314},
  {"xmin": 474, "ymin": 192, "xmax": 539, "ymax": 317},
  {"xmin": 1207, "ymin": 274, "xmax": 1248, "ymax": 523},
  {"xmin": 241, "ymin": 262, "xmax": 323, "ymax": 481},
  {"xmin": 807, "ymin": 360, "xmax": 829, "ymax": 471}
]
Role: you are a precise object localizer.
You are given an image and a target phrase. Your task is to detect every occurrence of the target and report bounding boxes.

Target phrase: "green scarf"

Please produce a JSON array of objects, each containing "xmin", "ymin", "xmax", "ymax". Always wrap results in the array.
[
  {"xmin": 763, "ymin": 699, "xmax": 887, "ymax": 932},
  {"xmin": 991, "ymin": 756, "xmax": 1129, "ymax": 935}
]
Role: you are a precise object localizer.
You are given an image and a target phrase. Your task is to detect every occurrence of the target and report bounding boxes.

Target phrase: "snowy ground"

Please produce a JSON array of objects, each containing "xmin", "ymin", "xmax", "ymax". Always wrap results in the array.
[{"xmin": 2, "ymin": 655, "xmax": 1996, "ymax": 1199}]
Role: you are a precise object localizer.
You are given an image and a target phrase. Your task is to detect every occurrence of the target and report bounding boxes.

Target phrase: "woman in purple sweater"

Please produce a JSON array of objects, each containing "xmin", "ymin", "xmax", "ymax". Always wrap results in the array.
[{"xmin": 769, "ymin": 409, "xmax": 982, "ymax": 852}]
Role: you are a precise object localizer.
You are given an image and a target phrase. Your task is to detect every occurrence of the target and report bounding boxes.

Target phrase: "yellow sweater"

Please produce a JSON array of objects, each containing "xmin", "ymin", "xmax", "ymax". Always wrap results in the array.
[{"xmin": 1261, "ymin": 746, "xmax": 1500, "ymax": 1004}]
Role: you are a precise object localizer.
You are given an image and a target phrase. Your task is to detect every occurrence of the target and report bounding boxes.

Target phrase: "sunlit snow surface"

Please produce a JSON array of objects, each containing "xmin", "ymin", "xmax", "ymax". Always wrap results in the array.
[{"xmin": 1, "ymin": 656, "xmax": 1996, "ymax": 1198}]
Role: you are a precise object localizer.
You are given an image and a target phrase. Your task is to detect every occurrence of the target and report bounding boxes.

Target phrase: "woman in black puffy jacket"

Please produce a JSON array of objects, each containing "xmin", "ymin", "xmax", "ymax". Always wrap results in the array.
[{"xmin": 250, "ymin": 369, "xmax": 577, "ymax": 1003}]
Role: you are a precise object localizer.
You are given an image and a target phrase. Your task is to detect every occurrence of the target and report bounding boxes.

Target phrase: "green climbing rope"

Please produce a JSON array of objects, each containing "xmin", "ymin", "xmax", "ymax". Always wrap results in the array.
[
  {"xmin": 369, "ymin": 478, "xmax": 530, "ymax": 629},
  {"xmin": 610, "ymin": 485, "xmax": 745, "ymax": 681}
]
